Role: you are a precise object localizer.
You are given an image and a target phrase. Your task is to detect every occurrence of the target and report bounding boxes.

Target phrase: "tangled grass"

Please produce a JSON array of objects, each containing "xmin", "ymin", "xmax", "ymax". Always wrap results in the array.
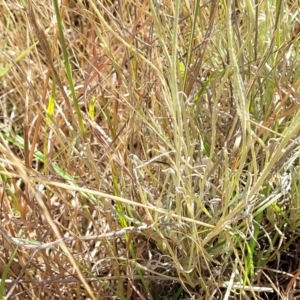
[{"xmin": 0, "ymin": 0, "xmax": 300, "ymax": 299}]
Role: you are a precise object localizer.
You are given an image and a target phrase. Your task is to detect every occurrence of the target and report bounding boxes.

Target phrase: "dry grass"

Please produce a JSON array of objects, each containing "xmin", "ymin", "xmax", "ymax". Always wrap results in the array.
[{"xmin": 1, "ymin": 0, "xmax": 300, "ymax": 299}]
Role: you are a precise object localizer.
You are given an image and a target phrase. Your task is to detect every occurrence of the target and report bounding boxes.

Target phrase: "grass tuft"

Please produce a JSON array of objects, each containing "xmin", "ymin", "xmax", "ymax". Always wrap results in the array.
[{"xmin": 0, "ymin": 0, "xmax": 300, "ymax": 299}]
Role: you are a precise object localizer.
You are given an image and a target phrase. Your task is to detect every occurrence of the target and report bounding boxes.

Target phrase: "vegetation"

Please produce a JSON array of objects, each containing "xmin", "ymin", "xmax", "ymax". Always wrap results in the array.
[{"xmin": 0, "ymin": 0, "xmax": 300, "ymax": 299}]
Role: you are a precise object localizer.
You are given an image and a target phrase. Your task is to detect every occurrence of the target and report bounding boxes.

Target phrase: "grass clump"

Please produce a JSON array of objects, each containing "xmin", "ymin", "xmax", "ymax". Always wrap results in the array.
[{"xmin": 0, "ymin": 0, "xmax": 300, "ymax": 299}]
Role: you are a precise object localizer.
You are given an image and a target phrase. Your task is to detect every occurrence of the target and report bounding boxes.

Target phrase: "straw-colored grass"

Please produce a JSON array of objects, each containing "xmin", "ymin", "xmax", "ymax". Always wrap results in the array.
[{"xmin": 0, "ymin": 0, "xmax": 300, "ymax": 299}]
